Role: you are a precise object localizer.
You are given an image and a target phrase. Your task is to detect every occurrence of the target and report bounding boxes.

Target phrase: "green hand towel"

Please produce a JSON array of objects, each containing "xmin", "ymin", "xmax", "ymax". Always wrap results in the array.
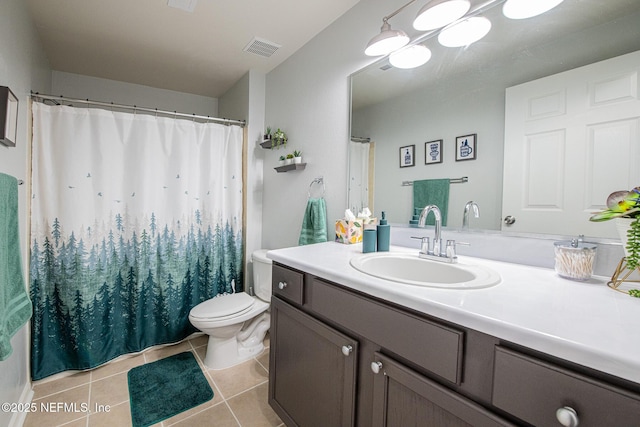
[
  {"xmin": 413, "ymin": 179, "xmax": 450, "ymax": 226},
  {"xmin": 0, "ymin": 173, "xmax": 32, "ymax": 361},
  {"xmin": 298, "ymin": 198, "xmax": 328, "ymax": 246}
]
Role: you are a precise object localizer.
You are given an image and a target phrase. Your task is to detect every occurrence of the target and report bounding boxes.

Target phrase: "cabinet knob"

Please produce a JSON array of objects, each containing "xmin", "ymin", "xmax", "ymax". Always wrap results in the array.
[
  {"xmin": 278, "ymin": 281, "xmax": 287, "ymax": 290},
  {"xmin": 556, "ymin": 406, "xmax": 579, "ymax": 427},
  {"xmin": 371, "ymin": 361, "xmax": 383, "ymax": 374},
  {"xmin": 341, "ymin": 345, "xmax": 353, "ymax": 356}
]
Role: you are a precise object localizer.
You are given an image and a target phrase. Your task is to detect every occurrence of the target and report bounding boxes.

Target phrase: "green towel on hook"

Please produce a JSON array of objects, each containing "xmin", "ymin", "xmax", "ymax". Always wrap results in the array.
[
  {"xmin": 413, "ymin": 179, "xmax": 450, "ymax": 226},
  {"xmin": 298, "ymin": 198, "xmax": 328, "ymax": 245},
  {"xmin": 0, "ymin": 173, "xmax": 32, "ymax": 361}
]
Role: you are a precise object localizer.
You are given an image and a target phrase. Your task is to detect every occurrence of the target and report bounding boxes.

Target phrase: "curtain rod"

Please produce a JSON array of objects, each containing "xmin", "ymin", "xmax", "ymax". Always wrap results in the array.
[{"xmin": 30, "ymin": 92, "xmax": 246, "ymax": 127}]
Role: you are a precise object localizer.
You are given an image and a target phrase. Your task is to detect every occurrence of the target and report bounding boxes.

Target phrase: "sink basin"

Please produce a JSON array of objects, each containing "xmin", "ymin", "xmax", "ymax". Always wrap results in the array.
[{"xmin": 349, "ymin": 252, "xmax": 501, "ymax": 289}]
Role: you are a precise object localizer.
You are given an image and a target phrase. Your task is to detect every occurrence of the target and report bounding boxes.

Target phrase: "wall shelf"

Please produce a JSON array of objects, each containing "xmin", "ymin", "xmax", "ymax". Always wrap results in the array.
[
  {"xmin": 275, "ymin": 163, "xmax": 306, "ymax": 173},
  {"xmin": 260, "ymin": 138, "xmax": 287, "ymax": 150}
]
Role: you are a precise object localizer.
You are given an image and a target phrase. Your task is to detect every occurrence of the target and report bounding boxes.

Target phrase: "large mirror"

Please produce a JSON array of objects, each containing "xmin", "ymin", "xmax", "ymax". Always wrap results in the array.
[{"xmin": 349, "ymin": 0, "xmax": 640, "ymax": 238}]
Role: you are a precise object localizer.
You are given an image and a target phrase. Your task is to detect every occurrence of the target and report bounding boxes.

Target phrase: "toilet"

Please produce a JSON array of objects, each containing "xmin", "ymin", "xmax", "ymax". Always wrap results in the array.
[{"xmin": 189, "ymin": 249, "xmax": 272, "ymax": 370}]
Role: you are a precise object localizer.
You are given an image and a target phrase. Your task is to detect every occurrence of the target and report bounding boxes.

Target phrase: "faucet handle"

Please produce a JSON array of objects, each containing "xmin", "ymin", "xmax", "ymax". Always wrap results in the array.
[
  {"xmin": 411, "ymin": 236, "xmax": 430, "ymax": 254},
  {"xmin": 445, "ymin": 240, "xmax": 470, "ymax": 259}
]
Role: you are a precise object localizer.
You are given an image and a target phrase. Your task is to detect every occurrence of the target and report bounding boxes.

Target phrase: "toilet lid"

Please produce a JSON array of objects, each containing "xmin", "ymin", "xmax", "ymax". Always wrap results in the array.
[{"xmin": 190, "ymin": 292, "xmax": 255, "ymax": 320}]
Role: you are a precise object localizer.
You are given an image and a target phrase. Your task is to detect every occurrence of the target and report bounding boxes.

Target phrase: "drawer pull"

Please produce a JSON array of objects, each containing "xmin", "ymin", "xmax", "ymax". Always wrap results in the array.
[
  {"xmin": 341, "ymin": 345, "xmax": 353, "ymax": 356},
  {"xmin": 556, "ymin": 406, "xmax": 579, "ymax": 427},
  {"xmin": 371, "ymin": 361, "xmax": 383, "ymax": 374},
  {"xmin": 278, "ymin": 281, "xmax": 288, "ymax": 290}
]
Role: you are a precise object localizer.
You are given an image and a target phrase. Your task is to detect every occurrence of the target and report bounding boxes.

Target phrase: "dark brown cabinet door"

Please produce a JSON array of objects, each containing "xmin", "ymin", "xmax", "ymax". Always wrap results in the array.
[
  {"xmin": 371, "ymin": 352, "xmax": 515, "ymax": 427},
  {"xmin": 269, "ymin": 296, "xmax": 358, "ymax": 427}
]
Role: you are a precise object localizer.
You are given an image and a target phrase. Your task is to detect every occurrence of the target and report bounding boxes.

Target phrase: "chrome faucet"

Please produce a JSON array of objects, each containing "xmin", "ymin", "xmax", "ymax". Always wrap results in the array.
[
  {"xmin": 415, "ymin": 205, "xmax": 461, "ymax": 263},
  {"xmin": 418, "ymin": 204, "xmax": 443, "ymax": 255},
  {"xmin": 462, "ymin": 201, "xmax": 480, "ymax": 230}
]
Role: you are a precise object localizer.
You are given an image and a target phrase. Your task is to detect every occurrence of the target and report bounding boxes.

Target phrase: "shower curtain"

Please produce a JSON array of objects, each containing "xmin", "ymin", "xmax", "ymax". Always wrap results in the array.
[
  {"xmin": 29, "ymin": 102, "xmax": 243, "ymax": 380},
  {"xmin": 348, "ymin": 140, "xmax": 371, "ymax": 213}
]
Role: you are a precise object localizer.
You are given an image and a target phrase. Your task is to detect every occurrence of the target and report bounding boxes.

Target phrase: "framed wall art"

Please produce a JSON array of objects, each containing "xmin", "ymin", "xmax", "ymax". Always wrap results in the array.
[
  {"xmin": 425, "ymin": 140, "xmax": 443, "ymax": 164},
  {"xmin": 455, "ymin": 134, "xmax": 476, "ymax": 161},
  {"xmin": 399, "ymin": 145, "xmax": 415, "ymax": 168},
  {"xmin": 0, "ymin": 86, "xmax": 18, "ymax": 147}
]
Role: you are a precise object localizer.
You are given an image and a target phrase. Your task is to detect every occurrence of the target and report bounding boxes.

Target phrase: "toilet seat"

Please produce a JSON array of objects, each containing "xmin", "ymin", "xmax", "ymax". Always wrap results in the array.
[
  {"xmin": 190, "ymin": 293, "xmax": 255, "ymax": 321},
  {"xmin": 189, "ymin": 292, "xmax": 269, "ymax": 328}
]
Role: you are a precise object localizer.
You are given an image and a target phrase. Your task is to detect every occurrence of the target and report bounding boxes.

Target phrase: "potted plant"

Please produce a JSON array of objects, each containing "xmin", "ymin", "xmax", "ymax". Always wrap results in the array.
[
  {"xmin": 285, "ymin": 153, "xmax": 294, "ymax": 165},
  {"xmin": 278, "ymin": 155, "xmax": 286, "ymax": 166},
  {"xmin": 264, "ymin": 126, "xmax": 272, "ymax": 141},
  {"xmin": 590, "ymin": 187, "xmax": 640, "ymax": 269},
  {"xmin": 293, "ymin": 150, "xmax": 302, "ymax": 164},
  {"xmin": 272, "ymin": 128, "xmax": 288, "ymax": 149}
]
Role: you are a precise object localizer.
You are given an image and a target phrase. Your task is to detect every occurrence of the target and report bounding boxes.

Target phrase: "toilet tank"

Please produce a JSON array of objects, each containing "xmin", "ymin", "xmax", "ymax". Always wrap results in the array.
[{"xmin": 252, "ymin": 249, "xmax": 272, "ymax": 302}]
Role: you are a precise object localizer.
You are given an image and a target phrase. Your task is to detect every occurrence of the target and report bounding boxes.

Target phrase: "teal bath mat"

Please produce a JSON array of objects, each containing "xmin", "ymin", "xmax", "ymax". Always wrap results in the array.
[{"xmin": 128, "ymin": 351, "xmax": 213, "ymax": 427}]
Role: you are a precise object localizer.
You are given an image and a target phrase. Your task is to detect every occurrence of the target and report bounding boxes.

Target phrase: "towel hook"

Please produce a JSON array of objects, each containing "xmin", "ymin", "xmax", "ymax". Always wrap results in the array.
[{"xmin": 308, "ymin": 177, "xmax": 325, "ymax": 198}]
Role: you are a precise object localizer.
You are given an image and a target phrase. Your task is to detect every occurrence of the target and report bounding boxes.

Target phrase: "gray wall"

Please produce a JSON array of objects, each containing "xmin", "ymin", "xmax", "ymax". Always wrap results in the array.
[
  {"xmin": 52, "ymin": 71, "xmax": 218, "ymax": 116},
  {"xmin": 0, "ymin": 1, "xmax": 51, "ymax": 425},
  {"xmin": 263, "ymin": 0, "xmax": 391, "ymax": 249},
  {"xmin": 219, "ymin": 70, "xmax": 267, "ymax": 291}
]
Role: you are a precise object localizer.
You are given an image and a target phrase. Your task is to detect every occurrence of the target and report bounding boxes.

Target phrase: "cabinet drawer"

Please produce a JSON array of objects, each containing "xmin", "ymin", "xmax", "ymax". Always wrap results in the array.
[
  {"xmin": 492, "ymin": 346, "xmax": 640, "ymax": 426},
  {"xmin": 310, "ymin": 278, "xmax": 464, "ymax": 384},
  {"xmin": 272, "ymin": 264, "xmax": 304, "ymax": 305}
]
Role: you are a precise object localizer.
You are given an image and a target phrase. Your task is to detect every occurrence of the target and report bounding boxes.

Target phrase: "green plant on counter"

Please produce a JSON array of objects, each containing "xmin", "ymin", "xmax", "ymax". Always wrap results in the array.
[
  {"xmin": 590, "ymin": 186, "xmax": 640, "ymax": 270},
  {"xmin": 286, "ymin": 153, "xmax": 294, "ymax": 159},
  {"xmin": 293, "ymin": 150, "xmax": 302, "ymax": 158},
  {"xmin": 629, "ymin": 289, "xmax": 640, "ymax": 298}
]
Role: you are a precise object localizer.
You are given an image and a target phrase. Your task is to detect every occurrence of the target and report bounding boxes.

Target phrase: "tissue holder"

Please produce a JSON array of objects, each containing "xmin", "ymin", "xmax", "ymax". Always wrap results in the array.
[{"xmin": 335, "ymin": 218, "xmax": 377, "ymax": 244}]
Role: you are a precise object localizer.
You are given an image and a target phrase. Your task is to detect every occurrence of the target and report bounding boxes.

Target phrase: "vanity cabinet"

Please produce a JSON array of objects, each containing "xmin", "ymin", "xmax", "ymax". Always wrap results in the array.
[
  {"xmin": 269, "ymin": 267, "xmax": 358, "ymax": 427},
  {"xmin": 371, "ymin": 352, "xmax": 513, "ymax": 427},
  {"xmin": 269, "ymin": 262, "xmax": 640, "ymax": 427}
]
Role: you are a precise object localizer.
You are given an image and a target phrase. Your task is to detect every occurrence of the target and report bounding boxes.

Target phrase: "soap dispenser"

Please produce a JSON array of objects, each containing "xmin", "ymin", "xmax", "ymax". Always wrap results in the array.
[{"xmin": 377, "ymin": 211, "xmax": 390, "ymax": 252}]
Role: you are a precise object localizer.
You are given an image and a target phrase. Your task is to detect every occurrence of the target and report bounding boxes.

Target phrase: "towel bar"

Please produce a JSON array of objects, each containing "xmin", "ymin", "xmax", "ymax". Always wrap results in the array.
[{"xmin": 402, "ymin": 177, "xmax": 467, "ymax": 186}]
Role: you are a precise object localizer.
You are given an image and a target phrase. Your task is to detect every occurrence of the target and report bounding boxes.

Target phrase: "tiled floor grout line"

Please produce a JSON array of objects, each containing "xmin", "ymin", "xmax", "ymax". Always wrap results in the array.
[
  {"xmin": 223, "ymin": 379, "xmax": 269, "ymax": 401},
  {"xmin": 223, "ymin": 400, "xmax": 243, "ymax": 427}
]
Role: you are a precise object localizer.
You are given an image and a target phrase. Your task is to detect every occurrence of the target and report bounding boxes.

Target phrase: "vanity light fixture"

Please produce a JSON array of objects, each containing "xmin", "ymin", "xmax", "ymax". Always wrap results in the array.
[
  {"xmin": 502, "ymin": 0, "xmax": 564, "ymax": 20},
  {"xmin": 389, "ymin": 44, "xmax": 432, "ymax": 69},
  {"xmin": 413, "ymin": 0, "xmax": 470, "ymax": 31},
  {"xmin": 438, "ymin": 16, "xmax": 492, "ymax": 47},
  {"xmin": 366, "ymin": 0, "xmax": 561, "ymax": 63},
  {"xmin": 365, "ymin": 0, "xmax": 418, "ymax": 57},
  {"xmin": 365, "ymin": 20, "xmax": 410, "ymax": 56}
]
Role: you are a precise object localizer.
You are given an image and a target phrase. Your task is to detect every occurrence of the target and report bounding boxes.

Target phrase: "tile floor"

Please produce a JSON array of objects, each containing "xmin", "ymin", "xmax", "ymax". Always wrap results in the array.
[{"xmin": 23, "ymin": 334, "xmax": 283, "ymax": 427}]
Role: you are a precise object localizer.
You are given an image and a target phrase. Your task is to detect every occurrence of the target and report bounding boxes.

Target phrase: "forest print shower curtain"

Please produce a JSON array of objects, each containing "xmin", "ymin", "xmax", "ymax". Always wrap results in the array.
[{"xmin": 30, "ymin": 102, "xmax": 243, "ymax": 380}]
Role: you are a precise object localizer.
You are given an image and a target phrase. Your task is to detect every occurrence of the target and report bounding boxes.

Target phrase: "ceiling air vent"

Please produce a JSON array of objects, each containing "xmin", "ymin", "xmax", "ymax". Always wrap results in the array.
[
  {"xmin": 243, "ymin": 37, "xmax": 281, "ymax": 58},
  {"xmin": 167, "ymin": 0, "xmax": 197, "ymax": 12}
]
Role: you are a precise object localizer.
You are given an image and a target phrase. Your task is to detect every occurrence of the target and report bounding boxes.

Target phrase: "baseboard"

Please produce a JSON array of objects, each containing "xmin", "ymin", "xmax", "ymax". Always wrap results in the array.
[{"xmin": 8, "ymin": 382, "xmax": 33, "ymax": 427}]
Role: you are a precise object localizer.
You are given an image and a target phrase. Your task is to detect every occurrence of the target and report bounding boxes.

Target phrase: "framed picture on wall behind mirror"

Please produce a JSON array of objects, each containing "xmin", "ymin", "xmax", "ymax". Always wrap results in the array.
[
  {"xmin": 425, "ymin": 140, "xmax": 443, "ymax": 164},
  {"xmin": 455, "ymin": 134, "xmax": 476, "ymax": 161},
  {"xmin": 399, "ymin": 145, "xmax": 415, "ymax": 168}
]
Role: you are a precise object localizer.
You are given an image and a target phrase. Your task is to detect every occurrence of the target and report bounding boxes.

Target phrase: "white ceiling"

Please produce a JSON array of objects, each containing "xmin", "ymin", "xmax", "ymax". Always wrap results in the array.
[{"xmin": 25, "ymin": 0, "xmax": 360, "ymax": 98}]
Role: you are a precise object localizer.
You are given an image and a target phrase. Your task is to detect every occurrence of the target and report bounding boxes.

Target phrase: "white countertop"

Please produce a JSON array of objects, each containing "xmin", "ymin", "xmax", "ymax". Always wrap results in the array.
[{"xmin": 268, "ymin": 242, "xmax": 640, "ymax": 384}]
